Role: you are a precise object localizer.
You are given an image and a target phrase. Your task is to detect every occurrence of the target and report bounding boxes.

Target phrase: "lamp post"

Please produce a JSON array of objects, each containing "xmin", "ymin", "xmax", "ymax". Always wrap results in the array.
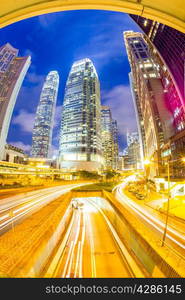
[
  {"xmin": 143, "ymin": 159, "xmax": 150, "ymax": 204},
  {"xmin": 161, "ymin": 159, "xmax": 170, "ymax": 246}
]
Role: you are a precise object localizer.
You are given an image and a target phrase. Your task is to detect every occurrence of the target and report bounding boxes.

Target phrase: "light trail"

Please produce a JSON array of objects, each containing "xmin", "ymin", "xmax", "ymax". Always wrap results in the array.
[
  {"xmin": 86, "ymin": 198, "xmax": 144, "ymax": 278},
  {"xmin": 115, "ymin": 180, "xmax": 185, "ymax": 250},
  {"xmin": 0, "ymin": 183, "xmax": 87, "ymax": 232},
  {"xmin": 65, "ymin": 211, "xmax": 81, "ymax": 277},
  {"xmin": 44, "ymin": 197, "xmax": 137, "ymax": 278},
  {"xmin": 85, "ymin": 211, "xmax": 96, "ymax": 277}
]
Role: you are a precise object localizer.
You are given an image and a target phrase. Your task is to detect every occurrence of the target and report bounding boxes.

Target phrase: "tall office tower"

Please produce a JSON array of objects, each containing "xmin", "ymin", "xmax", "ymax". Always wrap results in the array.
[
  {"xmin": 127, "ymin": 140, "xmax": 141, "ymax": 169},
  {"xmin": 127, "ymin": 131, "xmax": 139, "ymax": 146},
  {"xmin": 0, "ymin": 43, "xmax": 31, "ymax": 160},
  {"xmin": 126, "ymin": 131, "xmax": 141, "ymax": 169},
  {"xmin": 31, "ymin": 71, "xmax": 59, "ymax": 158},
  {"xmin": 101, "ymin": 106, "xmax": 114, "ymax": 169},
  {"xmin": 130, "ymin": 15, "xmax": 185, "ymax": 102},
  {"xmin": 129, "ymin": 17, "xmax": 185, "ymax": 179},
  {"xmin": 112, "ymin": 119, "xmax": 119, "ymax": 169},
  {"xmin": 129, "ymin": 72, "xmax": 145, "ymax": 166},
  {"xmin": 59, "ymin": 59, "xmax": 102, "ymax": 171},
  {"xmin": 124, "ymin": 31, "xmax": 175, "ymax": 177},
  {"xmin": 130, "ymin": 16, "xmax": 185, "ymax": 133}
]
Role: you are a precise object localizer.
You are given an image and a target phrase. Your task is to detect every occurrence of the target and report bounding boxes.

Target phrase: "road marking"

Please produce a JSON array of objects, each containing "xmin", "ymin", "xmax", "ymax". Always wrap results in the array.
[
  {"xmin": 66, "ymin": 213, "xmax": 81, "ymax": 277},
  {"xmin": 62, "ymin": 241, "xmax": 74, "ymax": 278},
  {"xmin": 74, "ymin": 241, "xmax": 81, "ymax": 278},
  {"xmin": 79, "ymin": 213, "xmax": 85, "ymax": 278},
  {"xmin": 85, "ymin": 210, "xmax": 96, "ymax": 277}
]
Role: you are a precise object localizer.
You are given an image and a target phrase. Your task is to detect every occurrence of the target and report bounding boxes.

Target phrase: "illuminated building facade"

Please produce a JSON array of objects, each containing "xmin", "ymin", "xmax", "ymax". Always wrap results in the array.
[
  {"xmin": 101, "ymin": 106, "xmax": 119, "ymax": 170},
  {"xmin": 112, "ymin": 119, "xmax": 119, "ymax": 169},
  {"xmin": 0, "ymin": 43, "xmax": 31, "ymax": 160},
  {"xmin": 125, "ymin": 132, "xmax": 141, "ymax": 169},
  {"xmin": 31, "ymin": 71, "xmax": 59, "ymax": 158},
  {"xmin": 129, "ymin": 72, "xmax": 145, "ymax": 166},
  {"xmin": 127, "ymin": 131, "xmax": 139, "ymax": 146},
  {"xmin": 130, "ymin": 16, "xmax": 185, "ymax": 132},
  {"xmin": 130, "ymin": 15, "xmax": 185, "ymax": 103},
  {"xmin": 59, "ymin": 59, "xmax": 102, "ymax": 171},
  {"xmin": 101, "ymin": 106, "xmax": 114, "ymax": 169},
  {"xmin": 128, "ymin": 18, "xmax": 185, "ymax": 178},
  {"xmin": 124, "ymin": 31, "xmax": 175, "ymax": 177},
  {"xmin": 3, "ymin": 144, "xmax": 26, "ymax": 164}
]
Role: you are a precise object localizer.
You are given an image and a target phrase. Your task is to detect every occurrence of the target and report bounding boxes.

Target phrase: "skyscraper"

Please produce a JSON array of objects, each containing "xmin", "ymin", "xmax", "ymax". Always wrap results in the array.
[
  {"xmin": 101, "ymin": 106, "xmax": 119, "ymax": 170},
  {"xmin": 0, "ymin": 43, "xmax": 31, "ymax": 160},
  {"xmin": 112, "ymin": 119, "xmax": 119, "ymax": 170},
  {"xmin": 129, "ymin": 72, "xmax": 145, "ymax": 166},
  {"xmin": 130, "ymin": 15, "xmax": 185, "ymax": 101},
  {"xmin": 31, "ymin": 71, "xmax": 59, "ymax": 158},
  {"xmin": 129, "ymin": 18, "xmax": 185, "ymax": 178},
  {"xmin": 126, "ymin": 131, "xmax": 141, "ymax": 169},
  {"xmin": 124, "ymin": 31, "xmax": 175, "ymax": 177},
  {"xmin": 101, "ymin": 106, "xmax": 114, "ymax": 169},
  {"xmin": 127, "ymin": 131, "xmax": 139, "ymax": 147},
  {"xmin": 130, "ymin": 15, "xmax": 185, "ymax": 132},
  {"xmin": 59, "ymin": 58, "xmax": 102, "ymax": 171}
]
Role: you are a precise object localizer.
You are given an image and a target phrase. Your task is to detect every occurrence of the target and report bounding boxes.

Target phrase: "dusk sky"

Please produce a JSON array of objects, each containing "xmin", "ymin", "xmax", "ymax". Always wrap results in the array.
[{"xmin": 0, "ymin": 10, "xmax": 141, "ymax": 156}]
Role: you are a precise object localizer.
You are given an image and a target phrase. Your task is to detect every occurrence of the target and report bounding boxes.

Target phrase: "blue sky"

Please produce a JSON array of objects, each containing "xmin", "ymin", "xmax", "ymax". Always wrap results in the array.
[{"xmin": 0, "ymin": 10, "xmax": 141, "ymax": 155}]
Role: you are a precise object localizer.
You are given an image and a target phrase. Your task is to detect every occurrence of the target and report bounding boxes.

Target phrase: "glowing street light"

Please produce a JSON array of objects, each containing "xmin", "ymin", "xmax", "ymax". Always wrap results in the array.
[{"xmin": 143, "ymin": 159, "xmax": 151, "ymax": 166}]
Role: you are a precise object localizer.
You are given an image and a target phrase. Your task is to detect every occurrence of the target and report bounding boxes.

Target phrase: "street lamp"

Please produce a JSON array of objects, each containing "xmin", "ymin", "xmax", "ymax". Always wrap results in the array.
[{"xmin": 143, "ymin": 159, "xmax": 150, "ymax": 203}]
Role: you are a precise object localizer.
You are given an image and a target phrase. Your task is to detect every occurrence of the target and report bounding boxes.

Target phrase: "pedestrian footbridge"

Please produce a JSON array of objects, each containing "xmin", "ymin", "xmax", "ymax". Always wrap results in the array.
[{"xmin": 0, "ymin": 1, "xmax": 185, "ymax": 32}]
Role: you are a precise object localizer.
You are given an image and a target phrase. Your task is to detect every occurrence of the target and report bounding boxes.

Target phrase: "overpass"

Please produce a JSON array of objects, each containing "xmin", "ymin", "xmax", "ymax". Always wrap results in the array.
[{"xmin": 0, "ymin": 0, "xmax": 185, "ymax": 32}]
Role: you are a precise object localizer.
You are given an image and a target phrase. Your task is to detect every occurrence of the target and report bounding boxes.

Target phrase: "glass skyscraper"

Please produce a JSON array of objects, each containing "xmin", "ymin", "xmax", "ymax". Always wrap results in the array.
[
  {"xmin": 101, "ymin": 106, "xmax": 119, "ymax": 170},
  {"xmin": 130, "ymin": 15, "xmax": 185, "ymax": 132},
  {"xmin": 124, "ymin": 31, "xmax": 175, "ymax": 177},
  {"xmin": 59, "ymin": 58, "xmax": 102, "ymax": 171},
  {"xmin": 31, "ymin": 71, "xmax": 59, "ymax": 158},
  {"xmin": 0, "ymin": 43, "xmax": 31, "ymax": 160},
  {"xmin": 130, "ymin": 15, "xmax": 185, "ymax": 102},
  {"xmin": 112, "ymin": 119, "xmax": 119, "ymax": 170},
  {"xmin": 101, "ymin": 106, "xmax": 114, "ymax": 169}
]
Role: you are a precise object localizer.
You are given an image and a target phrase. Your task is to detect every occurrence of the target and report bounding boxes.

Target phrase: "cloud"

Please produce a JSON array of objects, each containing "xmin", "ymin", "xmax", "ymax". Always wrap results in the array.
[
  {"xmin": 15, "ymin": 70, "xmax": 45, "ymax": 112},
  {"xmin": 38, "ymin": 14, "xmax": 59, "ymax": 28},
  {"xmin": 73, "ymin": 13, "xmax": 139, "ymax": 69},
  {"xmin": 25, "ymin": 69, "xmax": 45, "ymax": 85},
  {"xmin": 50, "ymin": 144, "xmax": 59, "ymax": 157},
  {"xmin": 102, "ymin": 85, "xmax": 137, "ymax": 148},
  {"xmin": 12, "ymin": 109, "xmax": 35, "ymax": 133},
  {"xmin": 9, "ymin": 141, "xmax": 31, "ymax": 153},
  {"xmin": 74, "ymin": 31, "xmax": 125, "ymax": 69},
  {"xmin": 22, "ymin": 48, "xmax": 35, "ymax": 59}
]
